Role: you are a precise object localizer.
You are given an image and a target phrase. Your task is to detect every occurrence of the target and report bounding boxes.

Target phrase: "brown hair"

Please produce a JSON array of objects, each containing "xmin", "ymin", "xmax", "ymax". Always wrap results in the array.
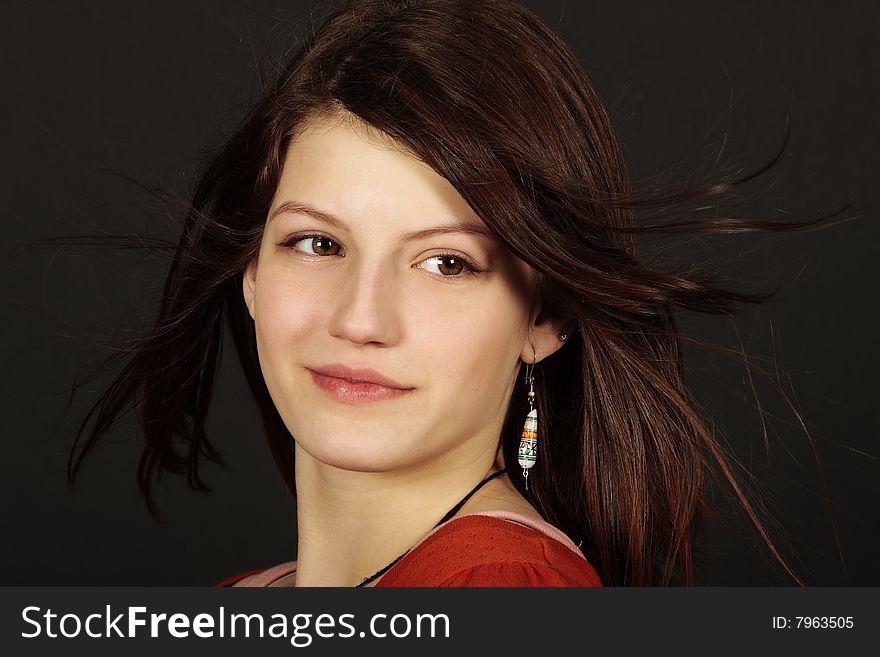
[{"xmin": 56, "ymin": 0, "xmax": 845, "ymax": 585}]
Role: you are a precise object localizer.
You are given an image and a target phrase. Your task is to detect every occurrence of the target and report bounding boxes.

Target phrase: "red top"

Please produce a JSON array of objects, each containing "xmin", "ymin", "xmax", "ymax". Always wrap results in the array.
[{"xmin": 217, "ymin": 510, "xmax": 602, "ymax": 587}]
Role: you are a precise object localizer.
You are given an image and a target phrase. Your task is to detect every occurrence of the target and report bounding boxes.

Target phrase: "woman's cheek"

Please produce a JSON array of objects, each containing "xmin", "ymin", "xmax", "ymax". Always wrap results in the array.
[{"xmin": 259, "ymin": 271, "xmax": 327, "ymax": 337}]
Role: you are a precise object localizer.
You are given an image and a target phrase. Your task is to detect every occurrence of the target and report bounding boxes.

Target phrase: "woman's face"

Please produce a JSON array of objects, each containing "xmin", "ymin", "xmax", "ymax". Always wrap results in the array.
[{"xmin": 243, "ymin": 113, "xmax": 551, "ymax": 475}]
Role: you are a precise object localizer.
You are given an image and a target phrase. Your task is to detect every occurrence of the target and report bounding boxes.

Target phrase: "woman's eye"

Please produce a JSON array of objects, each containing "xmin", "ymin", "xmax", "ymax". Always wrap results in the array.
[
  {"xmin": 287, "ymin": 235, "xmax": 342, "ymax": 256},
  {"xmin": 418, "ymin": 254, "xmax": 477, "ymax": 278},
  {"xmin": 282, "ymin": 236, "xmax": 477, "ymax": 279}
]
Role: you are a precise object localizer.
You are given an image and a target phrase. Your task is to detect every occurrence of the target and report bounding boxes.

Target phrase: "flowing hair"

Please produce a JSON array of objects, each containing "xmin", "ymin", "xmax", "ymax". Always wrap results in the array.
[{"xmin": 43, "ymin": 0, "xmax": 848, "ymax": 585}]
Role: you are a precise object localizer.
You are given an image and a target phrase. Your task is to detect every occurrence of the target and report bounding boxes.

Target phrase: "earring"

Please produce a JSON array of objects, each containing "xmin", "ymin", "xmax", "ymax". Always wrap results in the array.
[
  {"xmin": 517, "ymin": 360, "xmax": 538, "ymax": 491},
  {"xmin": 559, "ymin": 333, "xmax": 568, "ymax": 342}
]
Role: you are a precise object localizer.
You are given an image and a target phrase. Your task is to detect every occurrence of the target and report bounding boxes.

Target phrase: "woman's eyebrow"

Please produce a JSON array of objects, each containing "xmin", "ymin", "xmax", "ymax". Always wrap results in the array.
[{"xmin": 268, "ymin": 200, "xmax": 495, "ymax": 241}]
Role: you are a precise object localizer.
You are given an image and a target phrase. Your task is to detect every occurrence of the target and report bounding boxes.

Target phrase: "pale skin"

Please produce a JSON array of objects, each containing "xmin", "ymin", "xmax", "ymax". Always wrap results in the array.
[{"xmin": 237, "ymin": 110, "xmax": 568, "ymax": 587}]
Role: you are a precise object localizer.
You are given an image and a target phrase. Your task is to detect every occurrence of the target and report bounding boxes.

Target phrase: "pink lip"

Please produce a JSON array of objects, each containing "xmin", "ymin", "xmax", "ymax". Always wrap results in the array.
[{"xmin": 307, "ymin": 364, "xmax": 415, "ymax": 404}]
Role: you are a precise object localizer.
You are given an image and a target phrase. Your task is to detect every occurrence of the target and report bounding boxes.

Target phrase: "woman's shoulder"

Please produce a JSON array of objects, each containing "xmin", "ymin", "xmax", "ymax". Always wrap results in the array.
[
  {"xmin": 216, "ymin": 562, "xmax": 297, "ymax": 587},
  {"xmin": 217, "ymin": 571, "xmax": 260, "ymax": 587},
  {"xmin": 376, "ymin": 511, "xmax": 603, "ymax": 587},
  {"xmin": 216, "ymin": 513, "xmax": 603, "ymax": 588}
]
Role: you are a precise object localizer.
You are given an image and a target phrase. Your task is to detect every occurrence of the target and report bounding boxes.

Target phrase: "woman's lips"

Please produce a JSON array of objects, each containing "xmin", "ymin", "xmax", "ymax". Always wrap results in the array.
[{"xmin": 307, "ymin": 369, "xmax": 415, "ymax": 404}]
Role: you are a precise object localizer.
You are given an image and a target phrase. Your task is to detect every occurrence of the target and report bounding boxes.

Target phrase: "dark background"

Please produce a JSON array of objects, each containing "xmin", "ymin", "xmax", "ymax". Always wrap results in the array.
[{"xmin": 1, "ymin": 1, "xmax": 876, "ymax": 585}]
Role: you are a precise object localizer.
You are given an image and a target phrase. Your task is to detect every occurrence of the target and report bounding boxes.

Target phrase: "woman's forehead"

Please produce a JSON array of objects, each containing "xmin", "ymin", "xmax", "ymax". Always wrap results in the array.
[{"xmin": 273, "ymin": 114, "xmax": 490, "ymax": 238}]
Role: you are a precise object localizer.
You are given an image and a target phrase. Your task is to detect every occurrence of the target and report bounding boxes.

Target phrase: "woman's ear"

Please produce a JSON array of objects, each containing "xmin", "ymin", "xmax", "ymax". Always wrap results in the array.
[
  {"xmin": 242, "ymin": 258, "xmax": 257, "ymax": 320},
  {"xmin": 520, "ymin": 308, "xmax": 571, "ymax": 364}
]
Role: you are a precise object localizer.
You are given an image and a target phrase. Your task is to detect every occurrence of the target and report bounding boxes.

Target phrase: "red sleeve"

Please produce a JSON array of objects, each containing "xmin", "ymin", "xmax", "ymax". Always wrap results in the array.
[
  {"xmin": 375, "ymin": 515, "xmax": 604, "ymax": 587},
  {"xmin": 435, "ymin": 561, "xmax": 602, "ymax": 587},
  {"xmin": 215, "ymin": 569, "xmax": 264, "ymax": 588}
]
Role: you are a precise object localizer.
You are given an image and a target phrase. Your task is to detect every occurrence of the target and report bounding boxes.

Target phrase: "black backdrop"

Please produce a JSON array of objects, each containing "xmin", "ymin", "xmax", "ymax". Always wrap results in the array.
[{"xmin": 2, "ymin": 0, "xmax": 877, "ymax": 585}]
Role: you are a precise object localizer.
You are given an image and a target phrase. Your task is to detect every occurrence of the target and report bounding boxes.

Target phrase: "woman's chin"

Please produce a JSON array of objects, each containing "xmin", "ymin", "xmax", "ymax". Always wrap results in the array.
[{"xmin": 294, "ymin": 437, "xmax": 416, "ymax": 474}]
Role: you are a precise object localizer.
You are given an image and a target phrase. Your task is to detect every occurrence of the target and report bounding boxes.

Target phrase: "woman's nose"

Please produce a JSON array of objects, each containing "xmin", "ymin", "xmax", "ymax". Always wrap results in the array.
[{"xmin": 326, "ymin": 258, "xmax": 401, "ymax": 346}]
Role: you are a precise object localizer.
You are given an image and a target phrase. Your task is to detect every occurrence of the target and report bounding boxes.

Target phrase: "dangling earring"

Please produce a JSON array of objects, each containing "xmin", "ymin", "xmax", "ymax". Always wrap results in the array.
[{"xmin": 517, "ymin": 359, "xmax": 538, "ymax": 491}]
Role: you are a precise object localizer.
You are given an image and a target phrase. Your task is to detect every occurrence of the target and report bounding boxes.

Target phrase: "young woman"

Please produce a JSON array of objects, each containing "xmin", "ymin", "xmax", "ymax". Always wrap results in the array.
[
  {"xmin": 67, "ymin": 0, "xmax": 833, "ymax": 586},
  {"xmin": 218, "ymin": 110, "xmax": 598, "ymax": 587}
]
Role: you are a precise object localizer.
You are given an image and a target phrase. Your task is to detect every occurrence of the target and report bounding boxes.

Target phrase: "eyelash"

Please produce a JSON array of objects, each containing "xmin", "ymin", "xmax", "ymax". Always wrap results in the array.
[{"xmin": 279, "ymin": 233, "xmax": 482, "ymax": 279}]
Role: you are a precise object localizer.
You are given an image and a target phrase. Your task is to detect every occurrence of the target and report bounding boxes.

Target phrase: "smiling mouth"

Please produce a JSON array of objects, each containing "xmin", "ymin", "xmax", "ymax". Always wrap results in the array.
[{"xmin": 307, "ymin": 369, "xmax": 416, "ymax": 404}]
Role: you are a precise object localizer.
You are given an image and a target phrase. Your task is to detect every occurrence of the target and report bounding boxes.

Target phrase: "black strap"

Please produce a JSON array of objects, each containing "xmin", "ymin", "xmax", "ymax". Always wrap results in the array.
[
  {"xmin": 356, "ymin": 468, "xmax": 508, "ymax": 587},
  {"xmin": 432, "ymin": 468, "xmax": 508, "ymax": 528}
]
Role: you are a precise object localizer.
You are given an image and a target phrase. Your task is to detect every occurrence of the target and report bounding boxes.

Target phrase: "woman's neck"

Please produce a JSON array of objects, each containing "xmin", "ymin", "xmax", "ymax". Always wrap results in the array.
[{"xmin": 291, "ymin": 442, "xmax": 504, "ymax": 587}]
